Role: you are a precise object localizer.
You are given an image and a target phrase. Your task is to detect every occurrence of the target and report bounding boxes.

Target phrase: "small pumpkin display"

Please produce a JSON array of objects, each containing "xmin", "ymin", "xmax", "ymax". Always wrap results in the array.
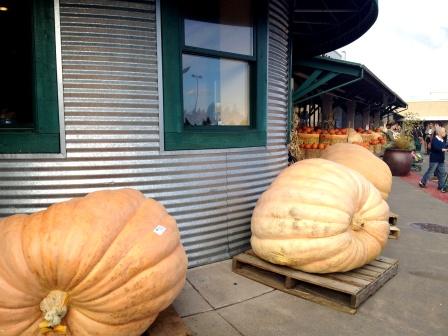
[
  {"xmin": 251, "ymin": 159, "xmax": 389, "ymax": 273},
  {"xmin": 321, "ymin": 143, "xmax": 392, "ymax": 200},
  {"xmin": 0, "ymin": 189, "xmax": 187, "ymax": 336},
  {"xmin": 371, "ymin": 131, "xmax": 384, "ymax": 141}
]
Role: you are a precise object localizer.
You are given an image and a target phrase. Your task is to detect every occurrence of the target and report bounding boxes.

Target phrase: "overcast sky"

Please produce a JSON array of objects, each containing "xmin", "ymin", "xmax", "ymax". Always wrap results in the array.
[{"xmin": 338, "ymin": 0, "xmax": 448, "ymax": 102}]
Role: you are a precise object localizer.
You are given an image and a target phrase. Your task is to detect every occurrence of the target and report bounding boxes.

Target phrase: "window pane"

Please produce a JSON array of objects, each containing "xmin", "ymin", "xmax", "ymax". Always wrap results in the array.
[
  {"xmin": 182, "ymin": 54, "xmax": 250, "ymax": 126},
  {"xmin": 184, "ymin": 0, "xmax": 253, "ymax": 56},
  {"xmin": 0, "ymin": 1, "xmax": 33, "ymax": 128}
]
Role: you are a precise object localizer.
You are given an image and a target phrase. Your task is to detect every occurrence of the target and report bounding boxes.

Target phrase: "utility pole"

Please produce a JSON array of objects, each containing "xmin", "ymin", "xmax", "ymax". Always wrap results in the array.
[{"xmin": 192, "ymin": 74, "xmax": 202, "ymax": 113}]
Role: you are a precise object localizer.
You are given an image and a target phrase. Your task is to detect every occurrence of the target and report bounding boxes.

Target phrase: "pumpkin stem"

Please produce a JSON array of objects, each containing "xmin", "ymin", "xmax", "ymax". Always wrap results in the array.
[
  {"xmin": 39, "ymin": 290, "xmax": 69, "ymax": 334},
  {"xmin": 351, "ymin": 213, "xmax": 365, "ymax": 231}
]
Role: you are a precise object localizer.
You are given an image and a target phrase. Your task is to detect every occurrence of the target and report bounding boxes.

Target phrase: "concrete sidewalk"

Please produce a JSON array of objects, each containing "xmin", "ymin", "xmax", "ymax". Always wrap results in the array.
[{"xmin": 173, "ymin": 177, "xmax": 448, "ymax": 336}]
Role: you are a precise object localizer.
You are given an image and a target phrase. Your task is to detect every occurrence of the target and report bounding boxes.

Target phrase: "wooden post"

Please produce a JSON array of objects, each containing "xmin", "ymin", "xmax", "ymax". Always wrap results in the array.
[
  {"xmin": 373, "ymin": 109, "xmax": 381, "ymax": 128},
  {"xmin": 377, "ymin": 94, "xmax": 388, "ymax": 128},
  {"xmin": 321, "ymin": 94, "xmax": 334, "ymax": 128},
  {"xmin": 362, "ymin": 106, "xmax": 370, "ymax": 130},
  {"xmin": 346, "ymin": 101, "xmax": 356, "ymax": 128}
]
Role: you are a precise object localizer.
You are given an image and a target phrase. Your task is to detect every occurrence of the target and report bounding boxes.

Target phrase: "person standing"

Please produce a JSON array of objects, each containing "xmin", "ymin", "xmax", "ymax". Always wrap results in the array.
[
  {"xmin": 419, "ymin": 127, "xmax": 447, "ymax": 192},
  {"xmin": 424, "ymin": 123, "xmax": 434, "ymax": 154},
  {"xmin": 385, "ymin": 122, "xmax": 400, "ymax": 142},
  {"xmin": 412, "ymin": 125, "xmax": 424, "ymax": 152}
]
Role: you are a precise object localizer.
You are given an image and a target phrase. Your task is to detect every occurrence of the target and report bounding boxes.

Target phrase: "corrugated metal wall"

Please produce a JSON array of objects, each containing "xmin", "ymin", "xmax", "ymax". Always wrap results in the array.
[{"xmin": 0, "ymin": 0, "xmax": 290, "ymax": 267}]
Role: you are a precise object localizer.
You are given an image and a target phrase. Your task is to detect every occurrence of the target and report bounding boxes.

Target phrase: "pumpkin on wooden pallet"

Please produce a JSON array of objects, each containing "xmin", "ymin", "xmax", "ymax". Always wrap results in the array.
[
  {"xmin": 321, "ymin": 143, "xmax": 393, "ymax": 200},
  {"xmin": 251, "ymin": 159, "xmax": 390, "ymax": 274},
  {"xmin": 0, "ymin": 189, "xmax": 187, "ymax": 336}
]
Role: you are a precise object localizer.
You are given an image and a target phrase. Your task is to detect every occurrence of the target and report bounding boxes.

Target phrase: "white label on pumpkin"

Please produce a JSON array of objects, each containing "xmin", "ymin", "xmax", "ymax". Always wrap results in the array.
[{"xmin": 153, "ymin": 225, "xmax": 167, "ymax": 236}]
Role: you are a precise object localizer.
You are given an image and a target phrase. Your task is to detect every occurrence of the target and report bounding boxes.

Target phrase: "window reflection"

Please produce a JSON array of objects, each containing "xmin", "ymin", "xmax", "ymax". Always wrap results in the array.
[
  {"xmin": 182, "ymin": 54, "xmax": 250, "ymax": 126},
  {"xmin": 0, "ymin": 0, "xmax": 33, "ymax": 128},
  {"xmin": 184, "ymin": 0, "xmax": 253, "ymax": 56}
]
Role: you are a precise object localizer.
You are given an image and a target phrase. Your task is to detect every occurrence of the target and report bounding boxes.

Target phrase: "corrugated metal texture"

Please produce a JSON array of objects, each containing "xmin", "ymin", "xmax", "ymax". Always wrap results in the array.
[
  {"xmin": 0, "ymin": 0, "xmax": 290, "ymax": 267},
  {"xmin": 222, "ymin": 0, "xmax": 291, "ymax": 263}
]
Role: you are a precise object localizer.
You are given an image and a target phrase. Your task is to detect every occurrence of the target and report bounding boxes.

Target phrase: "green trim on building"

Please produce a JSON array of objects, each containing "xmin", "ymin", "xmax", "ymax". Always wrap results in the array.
[
  {"xmin": 0, "ymin": 133, "xmax": 60, "ymax": 153},
  {"xmin": 292, "ymin": 57, "xmax": 365, "ymax": 105},
  {"xmin": 293, "ymin": 56, "xmax": 407, "ymax": 108},
  {"xmin": 0, "ymin": 0, "xmax": 60, "ymax": 154},
  {"xmin": 161, "ymin": 0, "xmax": 268, "ymax": 150}
]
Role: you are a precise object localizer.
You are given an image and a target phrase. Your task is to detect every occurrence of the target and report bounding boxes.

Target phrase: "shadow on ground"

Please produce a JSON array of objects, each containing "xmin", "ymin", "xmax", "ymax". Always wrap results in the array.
[{"xmin": 174, "ymin": 174, "xmax": 448, "ymax": 336}]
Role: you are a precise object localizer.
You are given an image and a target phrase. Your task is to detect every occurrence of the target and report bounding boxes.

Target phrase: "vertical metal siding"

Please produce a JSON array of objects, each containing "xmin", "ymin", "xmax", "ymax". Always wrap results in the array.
[{"xmin": 0, "ymin": 0, "xmax": 290, "ymax": 267}]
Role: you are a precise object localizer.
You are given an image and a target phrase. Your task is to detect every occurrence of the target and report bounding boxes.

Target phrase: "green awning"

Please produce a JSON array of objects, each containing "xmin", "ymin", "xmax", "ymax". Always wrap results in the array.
[{"xmin": 292, "ymin": 56, "xmax": 407, "ymax": 114}]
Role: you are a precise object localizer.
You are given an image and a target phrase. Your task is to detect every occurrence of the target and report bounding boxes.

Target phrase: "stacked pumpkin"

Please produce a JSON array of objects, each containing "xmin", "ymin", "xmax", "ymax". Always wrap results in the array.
[
  {"xmin": 348, "ymin": 128, "xmax": 387, "ymax": 154},
  {"xmin": 359, "ymin": 129, "xmax": 382, "ymax": 153},
  {"xmin": 251, "ymin": 143, "xmax": 393, "ymax": 273},
  {"xmin": 297, "ymin": 127, "xmax": 320, "ymax": 145},
  {"xmin": 0, "ymin": 189, "xmax": 188, "ymax": 336},
  {"xmin": 318, "ymin": 128, "xmax": 348, "ymax": 145},
  {"xmin": 299, "ymin": 143, "xmax": 330, "ymax": 159},
  {"xmin": 295, "ymin": 127, "xmax": 349, "ymax": 160},
  {"xmin": 368, "ymin": 137, "xmax": 386, "ymax": 155},
  {"xmin": 293, "ymin": 127, "xmax": 388, "ymax": 161}
]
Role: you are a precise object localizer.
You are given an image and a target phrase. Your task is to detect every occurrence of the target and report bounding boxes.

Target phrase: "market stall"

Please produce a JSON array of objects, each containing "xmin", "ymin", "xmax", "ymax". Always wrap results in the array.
[
  {"xmin": 289, "ymin": 124, "xmax": 387, "ymax": 162},
  {"xmin": 289, "ymin": 56, "xmax": 407, "ymax": 162}
]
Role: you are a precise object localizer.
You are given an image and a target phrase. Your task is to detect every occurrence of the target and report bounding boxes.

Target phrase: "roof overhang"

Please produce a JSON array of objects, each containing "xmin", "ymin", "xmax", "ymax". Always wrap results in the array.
[
  {"xmin": 407, "ymin": 116, "xmax": 448, "ymax": 121},
  {"xmin": 291, "ymin": 0, "xmax": 379, "ymax": 57},
  {"xmin": 293, "ymin": 56, "xmax": 407, "ymax": 114},
  {"xmin": 405, "ymin": 101, "xmax": 448, "ymax": 120}
]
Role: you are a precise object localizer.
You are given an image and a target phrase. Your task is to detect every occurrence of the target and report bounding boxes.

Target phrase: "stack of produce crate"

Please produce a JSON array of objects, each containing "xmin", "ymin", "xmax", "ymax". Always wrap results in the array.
[{"xmin": 292, "ymin": 127, "xmax": 387, "ymax": 161}]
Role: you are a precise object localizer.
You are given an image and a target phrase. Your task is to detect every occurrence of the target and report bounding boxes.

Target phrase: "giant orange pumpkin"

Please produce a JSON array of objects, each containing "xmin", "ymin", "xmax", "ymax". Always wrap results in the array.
[
  {"xmin": 321, "ymin": 143, "xmax": 393, "ymax": 200},
  {"xmin": 251, "ymin": 159, "xmax": 390, "ymax": 273},
  {"xmin": 0, "ymin": 189, "xmax": 187, "ymax": 336}
]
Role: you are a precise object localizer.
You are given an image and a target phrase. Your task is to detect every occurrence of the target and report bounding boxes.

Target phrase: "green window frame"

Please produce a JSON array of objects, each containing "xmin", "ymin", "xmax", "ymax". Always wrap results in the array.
[
  {"xmin": 161, "ymin": 0, "xmax": 267, "ymax": 151},
  {"xmin": 0, "ymin": 0, "xmax": 60, "ymax": 154}
]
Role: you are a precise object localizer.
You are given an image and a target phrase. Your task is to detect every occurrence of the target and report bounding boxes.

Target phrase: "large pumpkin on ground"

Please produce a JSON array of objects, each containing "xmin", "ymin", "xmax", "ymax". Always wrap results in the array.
[
  {"xmin": 321, "ymin": 143, "xmax": 392, "ymax": 200},
  {"xmin": 251, "ymin": 159, "xmax": 389, "ymax": 273},
  {"xmin": 0, "ymin": 189, "xmax": 187, "ymax": 336}
]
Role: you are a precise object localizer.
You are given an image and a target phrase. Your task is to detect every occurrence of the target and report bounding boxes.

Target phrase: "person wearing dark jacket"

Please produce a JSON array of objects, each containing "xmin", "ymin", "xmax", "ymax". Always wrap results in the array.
[
  {"xmin": 419, "ymin": 127, "xmax": 447, "ymax": 192},
  {"xmin": 412, "ymin": 126, "xmax": 424, "ymax": 152}
]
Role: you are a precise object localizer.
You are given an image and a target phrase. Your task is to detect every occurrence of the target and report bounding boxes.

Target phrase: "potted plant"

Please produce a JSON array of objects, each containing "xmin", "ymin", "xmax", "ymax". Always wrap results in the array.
[{"xmin": 383, "ymin": 111, "xmax": 421, "ymax": 176}]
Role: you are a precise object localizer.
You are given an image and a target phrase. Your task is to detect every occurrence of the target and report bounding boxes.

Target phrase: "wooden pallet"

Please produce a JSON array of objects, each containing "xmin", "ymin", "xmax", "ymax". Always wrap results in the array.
[
  {"xmin": 233, "ymin": 250, "xmax": 398, "ymax": 314},
  {"xmin": 143, "ymin": 305, "xmax": 192, "ymax": 336},
  {"xmin": 389, "ymin": 211, "xmax": 398, "ymax": 226},
  {"xmin": 388, "ymin": 211, "xmax": 400, "ymax": 239},
  {"xmin": 389, "ymin": 226, "xmax": 400, "ymax": 240}
]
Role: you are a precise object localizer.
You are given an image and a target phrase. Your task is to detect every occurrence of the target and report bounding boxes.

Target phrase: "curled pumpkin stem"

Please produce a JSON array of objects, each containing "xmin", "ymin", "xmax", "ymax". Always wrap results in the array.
[
  {"xmin": 39, "ymin": 290, "xmax": 69, "ymax": 334},
  {"xmin": 351, "ymin": 213, "xmax": 365, "ymax": 231}
]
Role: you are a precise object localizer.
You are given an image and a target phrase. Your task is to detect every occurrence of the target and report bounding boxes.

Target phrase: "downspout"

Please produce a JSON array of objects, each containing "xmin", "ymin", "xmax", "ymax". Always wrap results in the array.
[{"xmin": 286, "ymin": 4, "xmax": 294, "ymax": 144}]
